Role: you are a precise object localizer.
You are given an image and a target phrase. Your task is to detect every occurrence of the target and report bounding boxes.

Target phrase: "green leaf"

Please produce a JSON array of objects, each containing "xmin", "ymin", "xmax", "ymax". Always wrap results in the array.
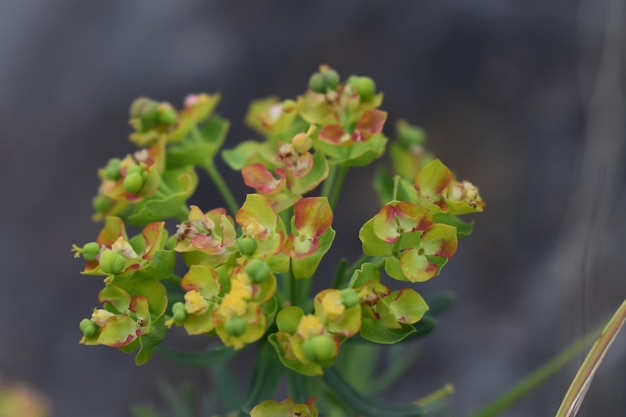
[
  {"xmin": 136, "ymin": 316, "xmax": 168, "ymax": 365},
  {"xmin": 373, "ymin": 168, "xmax": 395, "ymax": 206},
  {"xmin": 433, "ymin": 212, "xmax": 474, "ymax": 237},
  {"xmin": 321, "ymin": 367, "xmax": 425, "ymax": 417},
  {"xmin": 154, "ymin": 345, "xmax": 237, "ymax": 367},
  {"xmin": 98, "ymin": 285, "xmax": 131, "ymax": 313},
  {"xmin": 360, "ymin": 317, "xmax": 415, "ymax": 344},
  {"xmin": 134, "ymin": 250, "xmax": 176, "ymax": 280},
  {"xmin": 344, "ymin": 133, "xmax": 388, "ymax": 167},
  {"xmin": 222, "ymin": 140, "xmax": 279, "ymax": 171},
  {"xmin": 126, "ymin": 168, "xmax": 198, "ymax": 226},
  {"xmin": 242, "ymin": 339, "xmax": 283, "ymax": 412},
  {"xmin": 359, "ymin": 218, "xmax": 394, "ymax": 257},
  {"xmin": 166, "ymin": 115, "xmax": 230, "ymax": 168}
]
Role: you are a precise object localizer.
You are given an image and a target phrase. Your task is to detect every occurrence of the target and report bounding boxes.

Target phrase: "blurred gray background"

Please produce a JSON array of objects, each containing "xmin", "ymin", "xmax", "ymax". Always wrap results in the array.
[{"xmin": 1, "ymin": 1, "xmax": 625, "ymax": 416}]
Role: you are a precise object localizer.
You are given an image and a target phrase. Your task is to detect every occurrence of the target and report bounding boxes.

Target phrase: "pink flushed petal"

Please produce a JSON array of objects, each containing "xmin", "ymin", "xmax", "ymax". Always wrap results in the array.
[
  {"xmin": 242, "ymin": 163, "xmax": 285, "ymax": 194},
  {"xmin": 293, "ymin": 197, "xmax": 333, "ymax": 238},
  {"xmin": 191, "ymin": 234, "xmax": 221, "ymax": 250},
  {"xmin": 288, "ymin": 152, "xmax": 314, "ymax": 178},
  {"xmin": 355, "ymin": 109, "xmax": 387, "ymax": 135},
  {"xmin": 284, "ymin": 234, "xmax": 319, "ymax": 258},
  {"xmin": 319, "ymin": 124, "xmax": 348, "ymax": 145}
]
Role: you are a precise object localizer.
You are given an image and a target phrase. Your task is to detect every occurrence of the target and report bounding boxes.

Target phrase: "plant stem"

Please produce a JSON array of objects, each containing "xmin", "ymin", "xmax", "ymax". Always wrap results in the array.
[
  {"xmin": 201, "ymin": 159, "xmax": 239, "ymax": 215},
  {"xmin": 321, "ymin": 164, "xmax": 338, "ymax": 197},
  {"xmin": 328, "ymin": 165, "xmax": 348, "ymax": 208},
  {"xmin": 470, "ymin": 328, "xmax": 599, "ymax": 417},
  {"xmin": 554, "ymin": 299, "xmax": 626, "ymax": 417}
]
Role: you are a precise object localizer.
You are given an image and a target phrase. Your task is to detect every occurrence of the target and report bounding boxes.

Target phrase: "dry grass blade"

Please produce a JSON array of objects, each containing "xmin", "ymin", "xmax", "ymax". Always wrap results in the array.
[{"xmin": 555, "ymin": 299, "xmax": 626, "ymax": 417}]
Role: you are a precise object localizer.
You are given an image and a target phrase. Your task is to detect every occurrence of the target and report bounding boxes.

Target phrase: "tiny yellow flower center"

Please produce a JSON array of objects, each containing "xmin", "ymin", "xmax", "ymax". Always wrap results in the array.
[
  {"xmin": 321, "ymin": 291, "xmax": 345, "ymax": 321},
  {"xmin": 111, "ymin": 236, "xmax": 140, "ymax": 259},
  {"xmin": 184, "ymin": 290, "xmax": 209, "ymax": 315},
  {"xmin": 297, "ymin": 314, "xmax": 324, "ymax": 339},
  {"xmin": 218, "ymin": 278, "xmax": 252, "ymax": 320}
]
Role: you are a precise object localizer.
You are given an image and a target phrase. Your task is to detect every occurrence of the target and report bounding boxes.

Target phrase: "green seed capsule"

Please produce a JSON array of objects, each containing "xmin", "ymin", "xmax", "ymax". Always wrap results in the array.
[
  {"xmin": 79, "ymin": 318, "xmax": 98, "ymax": 338},
  {"xmin": 92, "ymin": 195, "xmax": 112, "ymax": 213},
  {"xmin": 104, "ymin": 158, "xmax": 122, "ymax": 180},
  {"xmin": 236, "ymin": 237, "xmax": 258, "ymax": 256},
  {"xmin": 165, "ymin": 235, "xmax": 178, "ymax": 250},
  {"xmin": 245, "ymin": 258, "xmax": 271, "ymax": 283},
  {"xmin": 172, "ymin": 302, "xmax": 187, "ymax": 323},
  {"xmin": 355, "ymin": 76, "xmax": 376, "ymax": 99},
  {"xmin": 308, "ymin": 73, "xmax": 326, "ymax": 93},
  {"xmin": 129, "ymin": 97, "xmax": 154, "ymax": 119},
  {"xmin": 157, "ymin": 103, "xmax": 178, "ymax": 125},
  {"xmin": 340, "ymin": 288, "xmax": 360, "ymax": 308},
  {"xmin": 323, "ymin": 69, "xmax": 340, "ymax": 89},
  {"xmin": 302, "ymin": 334, "xmax": 336, "ymax": 364},
  {"xmin": 224, "ymin": 317, "xmax": 247, "ymax": 337},
  {"xmin": 123, "ymin": 172, "xmax": 144, "ymax": 194},
  {"xmin": 398, "ymin": 123, "xmax": 426, "ymax": 147},
  {"xmin": 99, "ymin": 249, "xmax": 126, "ymax": 275},
  {"xmin": 81, "ymin": 242, "xmax": 101, "ymax": 262}
]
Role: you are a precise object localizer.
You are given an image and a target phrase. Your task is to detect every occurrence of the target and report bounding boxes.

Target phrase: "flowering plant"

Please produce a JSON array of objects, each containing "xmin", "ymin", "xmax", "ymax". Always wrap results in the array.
[{"xmin": 73, "ymin": 65, "xmax": 486, "ymax": 416}]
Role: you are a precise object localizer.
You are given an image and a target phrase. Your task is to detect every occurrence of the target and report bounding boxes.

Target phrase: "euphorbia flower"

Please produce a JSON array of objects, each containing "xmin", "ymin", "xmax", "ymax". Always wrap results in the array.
[
  {"xmin": 359, "ymin": 201, "xmax": 433, "ymax": 257},
  {"xmin": 414, "ymin": 159, "xmax": 485, "ymax": 215},
  {"xmin": 167, "ymin": 265, "xmax": 221, "ymax": 335},
  {"xmin": 313, "ymin": 289, "xmax": 361, "ymax": 337},
  {"xmin": 318, "ymin": 109, "xmax": 387, "ymax": 145},
  {"xmin": 283, "ymin": 197, "xmax": 335, "ymax": 279},
  {"xmin": 251, "ymin": 397, "xmax": 318, "ymax": 417},
  {"xmin": 236, "ymin": 194, "xmax": 288, "ymax": 264},
  {"xmin": 388, "ymin": 223, "xmax": 458, "ymax": 283},
  {"xmin": 212, "ymin": 272, "xmax": 267, "ymax": 350},
  {"xmin": 173, "ymin": 205, "xmax": 236, "ymax": 258}
]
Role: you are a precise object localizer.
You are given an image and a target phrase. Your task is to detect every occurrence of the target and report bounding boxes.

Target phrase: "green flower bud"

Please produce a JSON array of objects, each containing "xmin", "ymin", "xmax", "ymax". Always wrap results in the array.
[
  {"xmin": 126, "ymin": 165, "xmax": 142, "ymax": 176},
  {"xmin": 340, "ymin": 288, "xmax": 360, "ymax": 308},
  {"xmin": 92, "ymin": 195, "xmax": 112, "ymax": 213},
  {"xmin": 130, "ymin": 97, "xmax": 156, "ymax": 119},
  {"xmin": 224, "ymin": 317, "xmax": 247, "ymax": 337},
  {"xmin": 81, "ymin": 242, "xmax": 101, "ymax": 262},
  {"xmin": 80, "ymin": 318, "xmax": 98, "ymax": 338},
  {"xmin": 172, "ymin": 302, "xmax": 187, "ymax": 323},
  {"xmin": 157, "ymin": 103, "xmax": 178, "ymax": 125},
  {"xmin": 308, "ymin": 73, "xmax": 326, "ymax": 93},
  {"xmin": 302, "ymin": 334, "xmax": 336, "ymax": 364},
  {"xmin": 236, "ymin": 237, "xmax": 257, "ymax": 256},
  {"xmin": 123, "ymin": 172, "xmax": 145, "ymax": 194},
  {"xmin": 165, "ymin": 235, "xmax": 178, "ymax": 250},
  {"xmin": 99, "ymin": 249, "xmax": 126, "ymax": 275},
  {"xmin": 322, "ymin": 69, "xmax": 340, "ymax": 89},
  {"xmin": 104, "ymin": 158, "xmax": 122, "ymax": 180},
  {"xmin": 292, "ymin": 133, "xmax": 312, "ymax": 154},
  {"xmin": 347, "ymin": 75, "xmax": 359, "ymax": 88},
  {"xmin": 398, "ymin": 123, "xmax": 426, "ymax": 147},
  {"xmin": 245, "ymin": 258, "xmax": 271, "ymax": 283},
  {"xmin": 355, "ymin": 76, "xmax": 376, "ymax": 99}
]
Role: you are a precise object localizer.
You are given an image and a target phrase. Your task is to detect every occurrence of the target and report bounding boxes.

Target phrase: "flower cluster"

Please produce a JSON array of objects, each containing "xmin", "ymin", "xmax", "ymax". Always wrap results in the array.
[{"xmin": 73, "ymin": 66, "xmax": 484, "ymax": 415}]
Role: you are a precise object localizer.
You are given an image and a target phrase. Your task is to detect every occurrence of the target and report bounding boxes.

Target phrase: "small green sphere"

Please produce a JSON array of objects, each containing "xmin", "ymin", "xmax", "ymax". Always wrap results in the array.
[
  {"xmin": 323, "ymin": 69, "xmax": 340, "ymax": 89},
  {"xmin": 99, "ymin": 249, "xmax": 126, "ymax": 275},
  {"xmin": 82, "ymin": 242, "xmax": 101, "ymax": 262},
  {"xmin": 236, "ymin": 237, "xmax": 258, "ymax": 256},
  {"xmin": 79, "ymin": 318, "xmax": 98, "ymax": 338},
  {"xmin": 165, "ymin": 235, "xmax": 178, "ymax": 250},
  {"xmin": 308, "ymin": 73, "xmax": 326, "ymax": 93},
  {"xmin": 104, "ymin": 158, "xmax": 122, "ymax": 180},
  {"xmin": 129, "ymin": 97, "xmax": 154, "ymax": 119},
  {"xmin": 224, "ymin": 317, "xmax": 247, "ymax": 337},
  {"xmin": 157, "ymin": 103, "xmax": 178, "ymax": 125},
  {"xmin": 92, "ymin": 195, "xmax": 112, "ymax": 213},
  {"xmin": 340, "ymin": 288, "xmax": 360, "ymax": 308},
  {"xmin": 302, "ymin": 334, "xmax": 336, "ymax": 364},
  {"xmin": 123, "ymin": 172, "xmax": 145, "ymax": 194},
  {"xmin": 245, "ymin": 258, "xmax": 271, "ymax": 283},
  {"xmin": 355, "ymin": 76, "xmax": 376, "ymax": 99},
  {"xmin": 172, "ymin": 302, "xmax": 187, "ymax": 323}
]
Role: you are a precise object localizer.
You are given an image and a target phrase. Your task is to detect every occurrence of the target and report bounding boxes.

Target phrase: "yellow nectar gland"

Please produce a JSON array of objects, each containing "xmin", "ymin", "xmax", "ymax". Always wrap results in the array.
[
  {"xmin": 218, "ymin": 279, "xmax": 252, "ymax": 320},
  {"xmin": 321, "ymin": 291, "xmax": 345, "ymax": 320},
  {"xmin": 184, "ymin": 290, "xmax": 209, "ymax": 315},
  {"xmin": 297, "ymin": 314, "xmax": 324, "ymax": 339}
]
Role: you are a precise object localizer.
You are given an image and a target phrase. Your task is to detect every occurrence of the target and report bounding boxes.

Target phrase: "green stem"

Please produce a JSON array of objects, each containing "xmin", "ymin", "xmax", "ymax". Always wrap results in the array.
[
  {"xmin": 287, "ymin": 370, "xmax": 310, "ymax": 403},
  {"xmin": 470, "ymin": 328, "xmax": 599, "ymax": 417},
  {"xmin": 555, "ymin": 299, "xmax": 626, "ymax": 417},
  {"xmin": 321, "ymin": 164, "xmax": 338, "ymax": 197},
  {"xmin": 201, "ymin": 159, "xmax": 239, "ymax": 215},
  {"xmin": 328, "ymin": 165, "xmax": 348, "ymax": 208}
]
